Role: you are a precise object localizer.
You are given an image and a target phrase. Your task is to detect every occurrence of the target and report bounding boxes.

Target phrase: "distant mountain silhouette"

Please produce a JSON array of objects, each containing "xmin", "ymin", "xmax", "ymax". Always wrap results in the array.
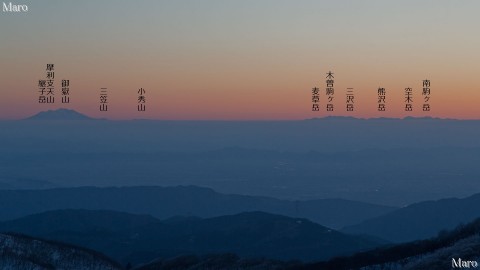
[
  {"xmin": 306, "ymin": 116, "xmax": 452, "ymax": 121},
  {"xmin": 0, "ymin": 210, "xmax": 385, "ymax": 265},
  {"xmin": 0, "ymin": 186, "xmax": 395, "ymax": 229},
  {"xmin": 25, "ymin": 108, "xmax": 95, "ymax": 120},
  {"xmin": 402, "ymin": 116, "xmax": 444, "ymax": 120},
  {"xmin": 306, "ymin": 116, "xmax": 361, "ymax": 121},
  {"xmin": 343, "ymin": 193, "xmax": 480, "ymax": 242},
  {"xmin": 0, "ymin": 233, "xmax": 121, "ymax": 269}
]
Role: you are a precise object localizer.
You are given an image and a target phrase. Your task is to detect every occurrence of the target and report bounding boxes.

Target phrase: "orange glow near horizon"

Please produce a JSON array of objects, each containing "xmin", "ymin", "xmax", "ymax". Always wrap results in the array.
[{"xmin": 1, "ymin": 1, "xmax": 480, "ymax": 120}]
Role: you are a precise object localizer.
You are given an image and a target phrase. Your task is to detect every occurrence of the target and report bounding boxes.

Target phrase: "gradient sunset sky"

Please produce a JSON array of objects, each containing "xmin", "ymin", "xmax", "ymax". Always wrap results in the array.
[{"xmin": 1, "ymin": 0, "xmax": 479, "ymax": 120}]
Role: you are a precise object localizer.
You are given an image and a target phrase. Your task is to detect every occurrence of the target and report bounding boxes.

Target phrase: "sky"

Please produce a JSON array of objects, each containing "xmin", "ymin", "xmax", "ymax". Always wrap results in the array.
[{"xmin": 1, "ymin": 0, "xmax": 479, "ymax": 120}]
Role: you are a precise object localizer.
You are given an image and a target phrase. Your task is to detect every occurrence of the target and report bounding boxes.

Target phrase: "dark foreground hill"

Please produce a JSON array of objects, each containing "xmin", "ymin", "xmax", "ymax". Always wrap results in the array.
[
  {"xmin": 0, "ymin": 233, "xmax": 122, "ymax": 269},
  {"xmin": 0, "ymin": 209, "xmax": 384, "ymax": 266},
  {"xmin": 0, "ymin": 185, "xmax": 395, "ymax": 229},
  {"xmin": 134, "ymin": 254, "xmax": 301, "ymax": 270},
  {"xmin": 343, "ymin": 193, "xmax": 480, "ymax": 242},
  {"xmin": 306, "ymin": 218, "xmax": 480, "ymax": 270}
]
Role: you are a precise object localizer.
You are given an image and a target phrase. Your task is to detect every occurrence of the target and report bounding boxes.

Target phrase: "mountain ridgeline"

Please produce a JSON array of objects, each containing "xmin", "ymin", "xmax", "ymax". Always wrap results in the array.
[
  {"xmin": 2, "ymin": 209, "xmax": 480, "ymax": 269},
  {"xmin": 0, "ymin": 185, "xmax": 395, "ymax": 229},
  {"xmin": 342, "ymin": 192, "xmax": 480, "ymax": 242},
  {"xmin": 0, "ymin": 209, "xmax": 384, "ymax": 266},
  {"xmin": 1, "ymin": 109, "xmax": 479, "ymax": 268},
  {"xmin": 3, "ymin": 109, "xmax": 480, "ymax": 205}
]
